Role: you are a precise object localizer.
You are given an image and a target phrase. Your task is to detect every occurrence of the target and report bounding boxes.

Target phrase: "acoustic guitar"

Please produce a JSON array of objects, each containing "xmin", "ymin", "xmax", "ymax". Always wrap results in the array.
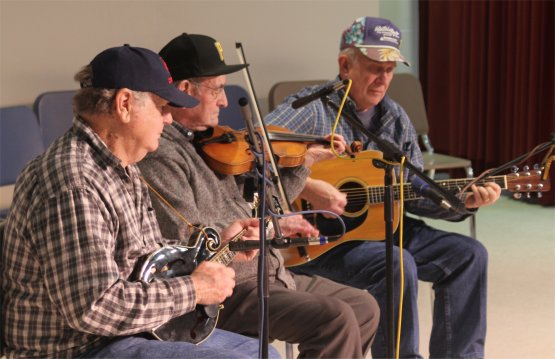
[
  {"xmin": 282, "ymin": 150, "xmax": 550, "ymax": 267},
  {"xmin": 133, "ymin": 226, "xmax": 243, "ymax": 344}
]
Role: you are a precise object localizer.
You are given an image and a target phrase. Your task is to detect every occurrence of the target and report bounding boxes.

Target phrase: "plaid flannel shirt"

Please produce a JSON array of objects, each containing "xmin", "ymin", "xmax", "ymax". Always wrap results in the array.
[{"xmin": 1, "ymin": 117, "xmax": 196, "ymax": 358}]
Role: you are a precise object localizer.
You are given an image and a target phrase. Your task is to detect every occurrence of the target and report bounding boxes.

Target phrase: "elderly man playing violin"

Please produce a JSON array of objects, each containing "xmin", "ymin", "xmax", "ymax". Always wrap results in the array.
[{"xmin": 138, "ymin": 33, "xmax": 379, "ymax": 359}]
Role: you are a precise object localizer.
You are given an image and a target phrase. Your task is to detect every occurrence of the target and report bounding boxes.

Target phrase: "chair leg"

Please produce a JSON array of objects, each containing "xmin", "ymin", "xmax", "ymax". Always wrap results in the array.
[
  {"xmin": 469, "ymin": 214, "xmax": 477, "ymax": 239},
  {"xmin": 285, "ymin": 342, "xmax": 294, "ymax": 359},
  {"xmin": 465, "ymin": 165, "xmax": 476, "ymax": 238}
]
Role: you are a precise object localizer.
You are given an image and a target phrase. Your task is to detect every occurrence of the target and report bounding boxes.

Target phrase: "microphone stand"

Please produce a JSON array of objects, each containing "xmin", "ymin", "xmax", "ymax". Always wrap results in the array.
[
  {"xmin": 238, "ymin": 96, "xmax": 286, "ymax": 359},
  {"xmin": 321, "ymin": 96, "xmax": 467, "ymax": 359},
  {"xmin": 235, "ymin": 42, "xmax": 292, "ymax": 359}
]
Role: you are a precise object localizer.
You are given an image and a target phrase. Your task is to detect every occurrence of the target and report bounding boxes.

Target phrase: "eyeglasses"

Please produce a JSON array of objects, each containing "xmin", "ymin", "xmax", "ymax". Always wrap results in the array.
[{"xmin": 191, "ymin": 81, "xmax": 226, "ymax": 99}]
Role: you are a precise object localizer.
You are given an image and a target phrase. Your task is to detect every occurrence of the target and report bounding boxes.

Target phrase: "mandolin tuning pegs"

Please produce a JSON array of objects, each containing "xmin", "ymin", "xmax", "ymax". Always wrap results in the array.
[
  {"xmin": 523, "ymin": 165, "xmax": 530, "ymax": 172},
  {"xmin": 537, "ymin": 192, "xmax": 543, "ymax": 199},
  {"xmin": 513, "ymin": 193, "xmax": 522, "ymax": 199},
  {"xmin": 511, "ymin": 166, "xmax": 519, "ymax": 173}
]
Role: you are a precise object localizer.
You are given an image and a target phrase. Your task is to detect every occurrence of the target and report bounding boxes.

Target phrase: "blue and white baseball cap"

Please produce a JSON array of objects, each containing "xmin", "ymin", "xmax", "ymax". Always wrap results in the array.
[{"xmin": 340, "ymin": 16, "xmax": 410, "ymax": 66}]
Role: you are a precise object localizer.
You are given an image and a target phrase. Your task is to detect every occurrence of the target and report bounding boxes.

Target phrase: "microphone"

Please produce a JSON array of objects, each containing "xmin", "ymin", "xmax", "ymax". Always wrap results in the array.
[
  {"xmin": 411, "ymin": 176, "xmax": 453, "ymax": 211},
  {"xmin": 291, "ymin": 79, "xmax": 349, "ymax": 109},
  {"xmin": 228, "ymin": 235, "xmax": 341, "ymax": 252},
  {"xmin": 238, "ymin": 97, "xmax": 252, "ymax": 125}
]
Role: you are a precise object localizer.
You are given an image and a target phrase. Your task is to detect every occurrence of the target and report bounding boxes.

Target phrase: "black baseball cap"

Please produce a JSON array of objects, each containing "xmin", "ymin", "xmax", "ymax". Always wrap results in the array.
[
  {"xmin": 89, "ymin": 44, "xmax": 198, "ymax": 108},
  {"xmin": 159, "ymin": 33, "xmax": 248, "ymax": 80}
]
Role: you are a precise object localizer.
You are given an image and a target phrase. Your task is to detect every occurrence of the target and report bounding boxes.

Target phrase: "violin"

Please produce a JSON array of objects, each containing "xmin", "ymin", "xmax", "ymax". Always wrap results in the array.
[{"xmin": 194, "ymin": 125, "xmax": 331, "ymax": 175}]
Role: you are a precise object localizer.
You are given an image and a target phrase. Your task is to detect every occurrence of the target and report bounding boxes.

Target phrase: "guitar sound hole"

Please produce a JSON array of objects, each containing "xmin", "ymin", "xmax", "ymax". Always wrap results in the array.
[{"xmin": 340, "ymin": 181, "xmax": 366, "ymax": 214}]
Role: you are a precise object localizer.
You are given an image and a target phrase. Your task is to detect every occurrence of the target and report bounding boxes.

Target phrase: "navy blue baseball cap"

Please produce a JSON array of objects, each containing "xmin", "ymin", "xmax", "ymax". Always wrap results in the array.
[{"xmin": 89, "ymin": 44, "xmax": 199, "ymax": 108}]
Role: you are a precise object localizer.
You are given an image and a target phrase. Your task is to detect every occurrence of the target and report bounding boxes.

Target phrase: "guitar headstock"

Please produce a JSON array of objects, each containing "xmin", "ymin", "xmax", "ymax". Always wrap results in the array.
[{"xmin": 507, "ymin": 165, "xmax": 551, "ymax": 199}]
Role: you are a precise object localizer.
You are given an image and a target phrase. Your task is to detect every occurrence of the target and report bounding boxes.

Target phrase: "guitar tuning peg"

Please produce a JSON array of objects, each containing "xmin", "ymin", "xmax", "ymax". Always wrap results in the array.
[
  {"xmin": 537, "ymin": 192, "xmax": 543, "ymax": 199},
  {"xmin": 533, "ymin": 163, "xmax": 540, "ymax": 170},
  {"xmin": 513, "ymin": 193, "xmax": 522, "ymax": 199},
  {"xmin": 511, "ymin": 166, "xmax": 519, "ymax": 173},
  {"xmin": 523, "ymin": 165, "xmax": 530, "ymax": 172},
  {"xmin": 526, "ymin": 192, "xmax": 531, "ymax": 199}
]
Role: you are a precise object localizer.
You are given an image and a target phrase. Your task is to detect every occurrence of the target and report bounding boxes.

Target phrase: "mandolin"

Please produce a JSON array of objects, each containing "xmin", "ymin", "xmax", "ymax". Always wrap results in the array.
[
  {"xmin": 133, "ymin": 226, "xmax": 243, "ymax": 344},
  {"xmin": 282, "ymin": 150, "xmax": 551, "ymax": 267}
]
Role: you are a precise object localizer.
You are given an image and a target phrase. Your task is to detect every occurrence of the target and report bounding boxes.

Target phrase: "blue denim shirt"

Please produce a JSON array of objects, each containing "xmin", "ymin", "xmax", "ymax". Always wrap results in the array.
[{"xmin": 265, "ymin": 77, "xmax": 469, "ymax": 221}]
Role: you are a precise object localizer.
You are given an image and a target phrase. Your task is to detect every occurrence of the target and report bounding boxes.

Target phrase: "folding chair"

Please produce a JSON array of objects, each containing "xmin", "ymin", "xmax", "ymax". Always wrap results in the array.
[
  {"xmin": 268, "ymin": 80, "xmax": 327, "ymax": 111},
  {"xmin": 0, "ymin": 106, "xmax": 44, "ymax": 218},
  {"xmin": 219, "ymin": 85, "xmax": 252, "ymax": 130},
  {"xmin": 387, "ymin": 73, "xmax": 475, "ymax": 238},
  {"xmin": 33, "ymin": 90, "xmax": 77, "ymax": 147}
]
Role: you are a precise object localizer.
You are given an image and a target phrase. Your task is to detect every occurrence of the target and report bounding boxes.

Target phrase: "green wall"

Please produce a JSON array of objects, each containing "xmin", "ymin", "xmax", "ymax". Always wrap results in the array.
[{"xmin": 380, "ymin": 0, "xmax": 419, "ymax": 76}]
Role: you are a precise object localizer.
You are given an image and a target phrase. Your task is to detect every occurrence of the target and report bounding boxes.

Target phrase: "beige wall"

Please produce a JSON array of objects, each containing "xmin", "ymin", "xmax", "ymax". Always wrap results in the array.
[{"xmin": 0, "ymin": 0, "xmax": 379, "ymax": 112}]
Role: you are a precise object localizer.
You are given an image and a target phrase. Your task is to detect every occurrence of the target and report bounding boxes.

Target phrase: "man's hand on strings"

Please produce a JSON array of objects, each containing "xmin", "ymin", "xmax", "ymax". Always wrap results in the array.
[
  {"xmin": 303, "ymin": 133, "xmax": 347, "ymax": 167},
  {"xmin": 464, "ymin": 182, "xmax": 502, "ymax": 208},
  {"xmin": 276, "ymin": 214, "xmax": 320, "ymax": 238},
  {"xmin": 191, "ymin": 261, "xmax": 235, "ymax": 305},
  {"xmin": 222, "ymin": 218, "xmax": 260, "ymax": 262}
]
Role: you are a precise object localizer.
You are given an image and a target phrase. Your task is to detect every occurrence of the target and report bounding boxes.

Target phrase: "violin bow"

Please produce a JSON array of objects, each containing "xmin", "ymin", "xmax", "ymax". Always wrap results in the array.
[{"xmin": 235, "ymin": 43, "xmax": 294, "ymax": 215}]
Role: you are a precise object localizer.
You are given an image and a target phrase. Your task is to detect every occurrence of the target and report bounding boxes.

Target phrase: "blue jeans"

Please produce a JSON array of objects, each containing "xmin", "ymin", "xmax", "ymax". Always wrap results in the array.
[
  {"xmin": 292, "ymin": 216, "xmax": 487, "ymax": 359},
  {"xmin": 78, "ymin": 329, "xmax": 280, "ymax": 359}
]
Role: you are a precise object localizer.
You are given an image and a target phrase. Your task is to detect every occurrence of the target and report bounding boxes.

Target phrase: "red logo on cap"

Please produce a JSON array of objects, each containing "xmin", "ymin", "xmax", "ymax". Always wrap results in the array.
[{"xmin": 160, "ymin": 57, "xmax": 173, "ymax": 84}]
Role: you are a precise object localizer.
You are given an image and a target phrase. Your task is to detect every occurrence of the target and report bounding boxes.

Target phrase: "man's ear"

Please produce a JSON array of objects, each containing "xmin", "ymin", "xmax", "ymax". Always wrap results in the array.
[
  {"xmin": 338, "ymin": 55, "xmax": 351, "ymax": 78},
  {"xmin": 179, "ymin": 80, "xmax": 199, "ymax": 97},
  {"xmin": 114, "ymin": 88, "xmax": 134, "ymax": 123}
]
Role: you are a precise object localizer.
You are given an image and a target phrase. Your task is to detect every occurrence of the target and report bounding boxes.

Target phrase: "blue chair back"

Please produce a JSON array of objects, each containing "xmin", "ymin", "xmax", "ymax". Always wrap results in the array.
[
  {"xmin": 220, "ymin": 85, "xmax": 252, "ymax": 130},
  {"xmin": 33, "ymin": 90, "xmax": 76, "ymax": 147},
  {"xmin": 0, "ymin": 106, "xmax": 44, "ymax": 185},
  {"xmin": 0, "ymin": 106, "xmax": 44, "ymax": 218}
]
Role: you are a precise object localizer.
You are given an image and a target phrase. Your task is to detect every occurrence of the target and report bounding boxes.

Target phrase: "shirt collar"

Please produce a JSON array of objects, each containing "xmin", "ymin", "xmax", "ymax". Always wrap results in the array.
[
  {"xmin": 171, "ymin": 121, "xmax": 195, "ymax": 141},
  {"xmin": 73, "ymin": 115, "xmax": 123, "ymax": 169}
]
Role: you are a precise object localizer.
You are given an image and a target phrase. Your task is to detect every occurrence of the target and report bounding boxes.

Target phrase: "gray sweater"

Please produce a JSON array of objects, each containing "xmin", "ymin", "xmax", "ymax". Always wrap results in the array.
[{"xmin": 138, "ymin": 122, "xmax": 310, "ymax": 288}]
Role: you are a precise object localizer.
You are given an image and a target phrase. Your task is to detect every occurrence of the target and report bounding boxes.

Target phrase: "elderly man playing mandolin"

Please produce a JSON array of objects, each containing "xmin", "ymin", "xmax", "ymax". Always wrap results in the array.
[
  {"xmin": 138, "ymin": 33, "xmax": 380, "ymax": 359},
  {"xmin": 1, "ymin": 44, "xmax": 272, "ymax": 359},
  {"xmin": 265, "ymin": 16, "xmax": 502, "ymax": 359}
]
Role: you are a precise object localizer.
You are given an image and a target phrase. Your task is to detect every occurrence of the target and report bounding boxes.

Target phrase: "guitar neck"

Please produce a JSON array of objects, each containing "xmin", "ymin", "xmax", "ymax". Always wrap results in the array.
[{"xmin": 368, "ymin": 175, "xmax": 508, "ymax": 204}]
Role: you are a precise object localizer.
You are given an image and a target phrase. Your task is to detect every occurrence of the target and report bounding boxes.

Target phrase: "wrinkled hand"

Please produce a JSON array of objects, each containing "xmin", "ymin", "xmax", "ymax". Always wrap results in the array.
[
  {"xmin": 275, "ymin": 214, "xmax": 320, "ymax": 238},
  {"xmin": 303, "ymin": 133, "xmax": 347, "ymax": 167},
  {"xmin": 464, "ymin": 182, "xmax": 502, "ymax": 208},
  {"xmin": 221, "ymin": 218, "xmax": 260, "ymax": 262},
  {"xmin": 300, "ymin": 177, "xmax": 346, "ymax": 218},
  {"xmin": 191, "ymin": 261, "xmax": 235, "ymax": 305}
]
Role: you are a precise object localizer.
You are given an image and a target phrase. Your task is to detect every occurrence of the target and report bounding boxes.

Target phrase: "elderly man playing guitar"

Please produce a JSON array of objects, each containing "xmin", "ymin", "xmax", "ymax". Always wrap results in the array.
[{"xmin": 265, "ymin": 16, "xmax": 501, "ymax": 359}]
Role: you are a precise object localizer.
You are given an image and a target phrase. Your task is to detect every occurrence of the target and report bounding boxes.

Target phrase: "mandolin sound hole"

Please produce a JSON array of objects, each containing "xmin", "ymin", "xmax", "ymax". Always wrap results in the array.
[{"xmin": 339, "ymin": 180, "xmax": 367, "ymax": 216}]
